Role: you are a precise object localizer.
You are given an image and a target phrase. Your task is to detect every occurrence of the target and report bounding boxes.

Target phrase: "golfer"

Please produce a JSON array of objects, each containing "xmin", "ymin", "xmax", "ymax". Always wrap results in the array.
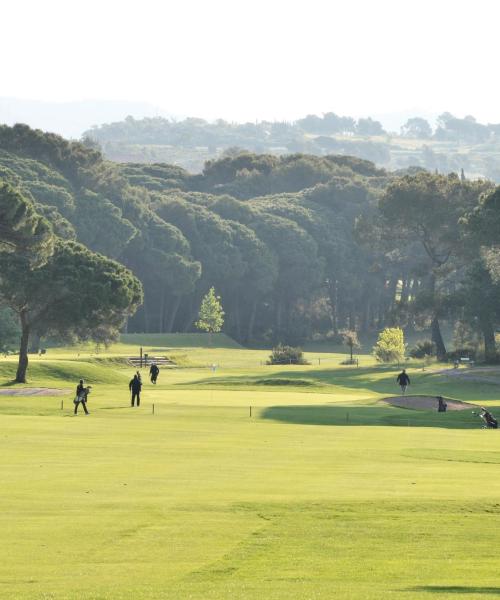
[
  {"xmin": 149, "ymin": 363, "xmax": 159, "ymax": 384},
  {"xmin": 129, "ymin": 373, "xmax": 142, "ymax": 407},
  {"xmin": 396, "ymin": 369, "xmax": 410, "ymax": 395},
  {"xmin": 74, "ymin": 379, "xmax": 90, "ymax": 415}
]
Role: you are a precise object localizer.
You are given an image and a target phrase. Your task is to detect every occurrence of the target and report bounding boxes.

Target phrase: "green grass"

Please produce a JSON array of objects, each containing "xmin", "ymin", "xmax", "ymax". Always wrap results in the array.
[
  {"xmin": 121, "ymin": 332, "xmax": 243, "ymax": 348},
  {"xmin": 1, "ymin": 337, "xmax": 500, "ymax": 598}
]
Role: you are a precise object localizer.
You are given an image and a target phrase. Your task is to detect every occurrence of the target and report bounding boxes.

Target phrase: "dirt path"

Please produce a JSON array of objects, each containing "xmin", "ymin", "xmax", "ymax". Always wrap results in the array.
[{"xmin": 0, "ymin": 388, "xmax": 70, "ymax": 396}]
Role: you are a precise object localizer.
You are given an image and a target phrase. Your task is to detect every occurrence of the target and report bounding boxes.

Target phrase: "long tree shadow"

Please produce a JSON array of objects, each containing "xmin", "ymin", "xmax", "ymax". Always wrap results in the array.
[
  {"xmin": 405, "ymin": 586, "xmax": 500, "ymax": 594},
  {"xmin": 261, "ymin": 404, "xmax": 497, "ymax": 429}
]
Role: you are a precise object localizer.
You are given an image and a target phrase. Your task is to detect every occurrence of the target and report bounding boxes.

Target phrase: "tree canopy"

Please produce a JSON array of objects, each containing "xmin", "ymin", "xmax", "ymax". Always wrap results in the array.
[{"xmin": 1, "ymin": 124, "xmax": 500, "ymax": 361}]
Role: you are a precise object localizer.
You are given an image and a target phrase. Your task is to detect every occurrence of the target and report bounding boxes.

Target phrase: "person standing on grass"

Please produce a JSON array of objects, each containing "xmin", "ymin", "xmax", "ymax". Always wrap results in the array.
[
  {"xmin": 149, "ymin": 363, "xmax": 159, "ymax": 384},
  {"xmin": 396, "ymin": 369, "xmax": 410, "ymax": 395},
  {"xmin": 129, "ymin": 373, "xmax": 142, "ymax": 407},
  {"xmin": 74, "ymin": 379, "xmax": 90, "ymax": 415}
]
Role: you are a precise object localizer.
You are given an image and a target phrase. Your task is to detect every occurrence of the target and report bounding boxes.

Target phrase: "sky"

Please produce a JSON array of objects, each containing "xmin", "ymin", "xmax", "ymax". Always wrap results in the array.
[{"xmin": 2, "ymin": 0, "xmax": 500, "ymax": 125}]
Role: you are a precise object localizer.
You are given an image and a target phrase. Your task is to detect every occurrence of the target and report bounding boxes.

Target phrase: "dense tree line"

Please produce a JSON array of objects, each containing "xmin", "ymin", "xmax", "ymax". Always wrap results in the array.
[
  {"xmin": 83, "ymin": 111, "xmax": 500, "ymax": 147},
  {"xmin": 83, "ymin": 112, "xmax": 500, "ymax": 183},
  {"xmin": 83, "ymin": 113, "xmax": 387, "ymax": 148},
  {"xmin": 1, "ymin": 124, "xmax": 500, "ymax": 361}
]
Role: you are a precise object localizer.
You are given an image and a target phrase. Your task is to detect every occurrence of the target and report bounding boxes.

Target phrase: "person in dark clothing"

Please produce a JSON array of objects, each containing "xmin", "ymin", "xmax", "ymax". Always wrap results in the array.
[
  {"xmin": 129, "ymin": 374, "xmax": 142, "ymax": 407},
  {"xmin": 150, "ymin": 363, "xmax": 160, "ymax": 384},
  {"xmin": 437, "ymin": 396, "xmax": 447, "ymax": 412},
  {"xmin": 74, "ymin": 379, "xmax": 90, "ymax": 415},
  {"xmin": 396, "ymin": 369, "xmax": 410, "ymax": 395}
]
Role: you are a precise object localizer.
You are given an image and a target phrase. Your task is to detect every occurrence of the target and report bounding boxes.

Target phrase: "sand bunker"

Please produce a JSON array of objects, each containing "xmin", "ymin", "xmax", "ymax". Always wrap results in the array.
[
  {"xmin": 0, "ymin": 388, "xmax": 70, "ymax": 396},
  {"xmin": 383, "ymin": 395, "xmax": 474, "ymax": 411}
]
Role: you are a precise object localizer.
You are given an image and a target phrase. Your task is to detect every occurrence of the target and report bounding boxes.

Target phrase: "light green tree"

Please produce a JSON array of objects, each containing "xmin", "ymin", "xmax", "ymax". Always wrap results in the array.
[
  {"xmin": 372, "ymin": 327, "xmax": 406, "ymax": 363},
  {"xmin": 195, "ymin": 287, "xmax": 225, "ymax": 342}
]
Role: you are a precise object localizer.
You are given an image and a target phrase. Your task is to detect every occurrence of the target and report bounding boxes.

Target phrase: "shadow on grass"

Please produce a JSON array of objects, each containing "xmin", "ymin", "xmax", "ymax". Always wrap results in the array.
[
  {"xmin": 0, "ymin": 379, "xmax": 18, "ymax": 387},
  {"xmin": 405, "ymin": 586, "xmax": 500, "ymax": 594},
  {"xmin": 261, "ymin": 405, "xmax": 496, "ymax": 429}
]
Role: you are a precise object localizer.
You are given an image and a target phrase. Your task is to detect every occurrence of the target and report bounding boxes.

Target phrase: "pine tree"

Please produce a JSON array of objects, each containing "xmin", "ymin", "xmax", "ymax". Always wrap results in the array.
[{"xmin": 195, "ymin": 287, "xmax": 225, "ymax": 343}]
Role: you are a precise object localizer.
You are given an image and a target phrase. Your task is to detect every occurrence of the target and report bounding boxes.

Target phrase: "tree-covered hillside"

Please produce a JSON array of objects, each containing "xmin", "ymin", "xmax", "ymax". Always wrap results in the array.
[
  {"xmin": 85, "ymin": 112, "xmax": 500, "ymax": 181},
  {"xmin": 1, "ymin": 124, "xmax": 500, "ymax": 361}
]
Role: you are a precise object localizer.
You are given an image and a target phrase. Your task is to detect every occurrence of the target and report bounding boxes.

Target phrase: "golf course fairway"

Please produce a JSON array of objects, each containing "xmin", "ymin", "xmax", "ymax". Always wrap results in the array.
[{"xmin": 1, "ymin": 335, "xmax": 499, "ymax": 599}]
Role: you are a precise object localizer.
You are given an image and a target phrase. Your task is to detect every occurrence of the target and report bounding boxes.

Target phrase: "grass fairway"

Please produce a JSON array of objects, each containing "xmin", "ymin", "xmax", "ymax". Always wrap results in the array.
[{"xmin": 1, "ymin": 338, "xmax": 500, "ymax": 599}]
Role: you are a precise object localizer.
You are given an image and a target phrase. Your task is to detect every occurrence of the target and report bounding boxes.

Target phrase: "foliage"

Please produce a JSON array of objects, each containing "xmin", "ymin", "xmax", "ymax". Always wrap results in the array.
[
  {"xmin": 267, "ymin": 344, "xmax": 309, "ymax": 365},
  {"xmin": 401, "ymin": 118, "xmax": 432, "ymax": 139},
  {"xmin": 377, "ymin": 171, "xmax": 492, "ymax": 358},
  {"xmin": 409, "ymin": 339, "xmax": 435, "ymax": 358},
  {"xmin": 195, "ymin": 287, "xmax": 225, "ymax": 334},
  {"xmin": 3, "ymin": 123, "xmax": 500, "ymax": 355},
  {"xmin": 0, "ymin": 182, "xmax": 53, "ymax": 261},
  {"xmin": 0, "ymin": 238, "xmax": 143, "ymax": 382},
  {"xmin": 0, "ymin": 308, "xmax": 20, "ymax": 352},
  {"xmin": 372, "ymin": 327, "xmax": 406, "ymax": 363},
  {"xmin": 452, "ymin": 320, "xmax": 481, "ymax": 356}
]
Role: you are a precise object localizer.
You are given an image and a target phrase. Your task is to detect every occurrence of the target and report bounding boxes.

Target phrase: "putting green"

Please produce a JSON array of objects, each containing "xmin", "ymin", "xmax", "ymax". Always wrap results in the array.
[{"xmin": 0, "ymin": 340, "xmax": 499, "ymax": 599}]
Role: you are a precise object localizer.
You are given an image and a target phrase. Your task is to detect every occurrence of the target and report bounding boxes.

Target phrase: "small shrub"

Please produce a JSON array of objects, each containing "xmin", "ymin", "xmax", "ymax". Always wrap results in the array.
[
  {"xmin": 267, "ymin": 344, "xmax": 309, "ymax": 365},
  {"xmin": 340, "ymin": 358, "xmax": 358, "ymax": 365},
  {"xmin": 409, "ymin": 340, "xmax": 435, "ymax": 359},
  {"xmin": 372, "ymin": 327, "xmax": 406, "ymax": 363}
]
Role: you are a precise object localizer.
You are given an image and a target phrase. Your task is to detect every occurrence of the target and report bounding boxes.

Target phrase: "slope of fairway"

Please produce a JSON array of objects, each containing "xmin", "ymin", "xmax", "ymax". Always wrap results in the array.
[
  {"xmin": 121, "ymin": 332, "xmax": 243, "ymax": 348},
  {"xmin": 1, "ymin": 342, "xmax": 500, "ymax": 599}
]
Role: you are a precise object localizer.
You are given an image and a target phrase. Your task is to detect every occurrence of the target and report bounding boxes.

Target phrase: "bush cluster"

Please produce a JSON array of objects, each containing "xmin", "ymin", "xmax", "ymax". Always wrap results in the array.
[{"xmin": 267, "ymin": 344, "xmax": 309, "ymax": 365}]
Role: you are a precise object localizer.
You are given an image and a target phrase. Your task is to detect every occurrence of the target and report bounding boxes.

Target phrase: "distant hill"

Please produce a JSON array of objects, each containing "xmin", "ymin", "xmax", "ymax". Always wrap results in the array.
[{"xmin": 83, "ymin": 112, "xmax": 500, "ymax": 181}]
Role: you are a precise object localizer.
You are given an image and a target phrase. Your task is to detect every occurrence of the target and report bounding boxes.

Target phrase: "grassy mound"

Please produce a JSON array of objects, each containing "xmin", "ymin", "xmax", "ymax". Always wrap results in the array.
[
  {"xmin": 120, "ymin": 332, "xmax": 242, "ymax": 349},
  {"xmin": 254, "ymin": 378, "xmax": 315, "ymax": 386},
  {"xmin": 0, "ymin": 359, "xmax": 128, "ymax": 386}
]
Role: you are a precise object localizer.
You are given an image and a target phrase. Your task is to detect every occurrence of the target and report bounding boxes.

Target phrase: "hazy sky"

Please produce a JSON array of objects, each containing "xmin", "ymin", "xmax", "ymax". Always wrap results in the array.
[{"xmin": 3, "ymin": 0, "xmax": 500, "ymax": 123}]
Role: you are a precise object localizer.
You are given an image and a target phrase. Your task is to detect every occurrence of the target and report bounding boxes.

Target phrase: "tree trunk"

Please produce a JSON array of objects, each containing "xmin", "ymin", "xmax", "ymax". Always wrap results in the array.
[
  {"xmin": 159, "ymin": 284, "xmax": 166, "ymax": 333},
  {"xmin": 400, "ymin": 277, "xmax": 409, "ymax": 304},
  {"xmin": 386, "ymin": 276, "xmax": 398, "ymax": 318},
  {"xmin": 247, "ymin": 300, "xmax": 257, "ymax": 343},
  {"xmin": 29, "ymin": 331, "xmax": 41, "ymax": 354},
  {"xmin": 165, "ymin": 295, "xmax": 181, "ymax": 333},
  {"xmin": 327, "ymin": 279, "xmax": 338, "ymax": 333},
  {"xmin": 431, "ymin": 317, "xmax": 447, "ymax": 360},
  {"xmin": 182, "ymin": 299, "xmax": 197, "ymax": 332},
  {"xmin": 482, "ymin": 320, "xmax": 497, "ymax": 363},
  {"xmin": 275, "ymin": 300, "xmax": 282, "ymax": 334},
  {"xmin": 16, "ymin": 311, "xmax": 30, "ymax": 383},
  {"xmin": 234, "ymin": 303, "xmax": 242, "ymax": 341},
  {"xmin": 142, "ymin": 300, "xmax": 149, "ymax": 333}
]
